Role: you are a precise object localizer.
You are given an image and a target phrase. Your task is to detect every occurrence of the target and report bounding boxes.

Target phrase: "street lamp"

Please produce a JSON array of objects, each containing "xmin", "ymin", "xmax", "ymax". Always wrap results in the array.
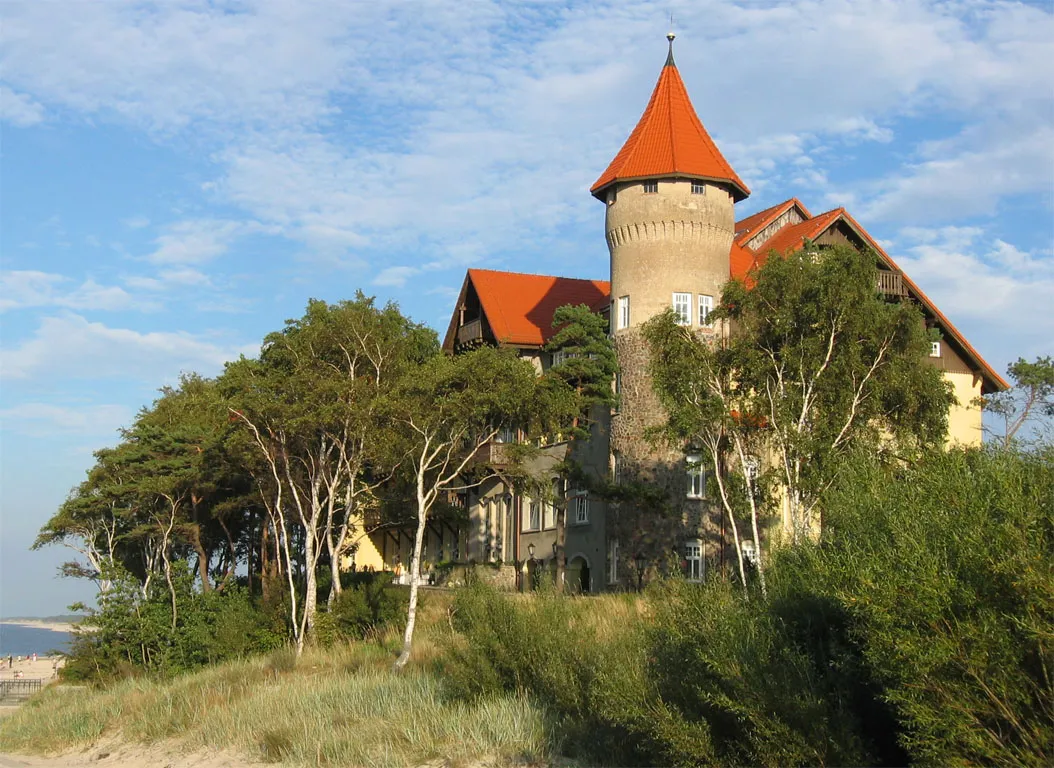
[
  {"xmin": 527, "ymin": 543, "xmax": 535, "ymax": 559},
  {"xmin": 633, "ymin": 552, "xmax": 646, "ymax": 591}
]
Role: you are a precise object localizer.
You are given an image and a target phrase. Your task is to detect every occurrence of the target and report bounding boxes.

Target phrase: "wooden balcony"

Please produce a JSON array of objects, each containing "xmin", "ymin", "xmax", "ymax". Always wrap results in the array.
[
  {"xmin": 457, "ymin": 318, "xmax": 483, "ymax": 346},
  {"xmin": 469, "ymin": 440, "xmax": 516, "ymax": 468},
  {"xmin": 877, "ymin": 271, "xmax": 907, "ymax": 297}
]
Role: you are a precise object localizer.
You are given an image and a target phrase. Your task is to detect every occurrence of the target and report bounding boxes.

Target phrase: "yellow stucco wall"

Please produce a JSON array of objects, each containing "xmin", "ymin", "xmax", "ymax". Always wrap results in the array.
[{"xmin": 945, "ymin": 370, "xmax": 983, "ymax": 446}]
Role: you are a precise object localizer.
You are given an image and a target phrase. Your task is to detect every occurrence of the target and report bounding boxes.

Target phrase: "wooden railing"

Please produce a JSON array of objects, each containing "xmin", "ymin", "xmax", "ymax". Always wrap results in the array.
[
  {"xmin": 877, "ymin": 271, "xmax": 907, "ymax": 296},
  {"xmin": 457, "ymin": 318, "xmax": 483, "ymax": 345},
  {"xmin": 0, "ymin": 678, "xmax": 43, "ymax": 702}
]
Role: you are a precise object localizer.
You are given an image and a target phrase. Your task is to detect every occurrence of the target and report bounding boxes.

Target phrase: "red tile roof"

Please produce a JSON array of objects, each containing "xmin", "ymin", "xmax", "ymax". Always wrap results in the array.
[
  {"xmin": 468, "ymin": 268, "xmax": 610, "ymax": 348},
  {"xmin": 734, "ymin": 198, "xmax": 812, "ymax": 244},
  {"xmin": 590, "ymin": 57, "xmax": 750, "ymax": 201},
  {"xmin": 754, "ymin": 207, "xmax": 844, "ymax": 259}
]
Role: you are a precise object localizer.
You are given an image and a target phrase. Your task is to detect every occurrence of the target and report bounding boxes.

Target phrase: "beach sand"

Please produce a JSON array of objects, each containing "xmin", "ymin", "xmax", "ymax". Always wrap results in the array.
[
  {"xmin": 0, "ymin": 657, "xmax": 63, "ymax": 684},
  {"xmin": 0, "ymin": 622, "xmax": 77, "ymax": 634}
]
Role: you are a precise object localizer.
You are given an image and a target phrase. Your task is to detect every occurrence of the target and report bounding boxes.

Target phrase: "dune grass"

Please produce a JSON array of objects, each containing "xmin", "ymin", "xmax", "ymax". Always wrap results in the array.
[{"xmin": 0, "ymin": 592, "xmax": 562, "ymax": 767}]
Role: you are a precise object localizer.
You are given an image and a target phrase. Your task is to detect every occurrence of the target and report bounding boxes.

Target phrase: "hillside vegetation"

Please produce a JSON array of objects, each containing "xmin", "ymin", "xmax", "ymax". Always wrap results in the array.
[{"xmin": 3, "ymin": 447, "xmax": 1051, "ymax": 767}]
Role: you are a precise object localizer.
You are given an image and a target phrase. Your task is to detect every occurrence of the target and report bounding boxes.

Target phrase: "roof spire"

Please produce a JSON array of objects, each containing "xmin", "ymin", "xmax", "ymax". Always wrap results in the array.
[{"xmin": 666, "ymin": 19, "xmax": 676, "ymax": 67}]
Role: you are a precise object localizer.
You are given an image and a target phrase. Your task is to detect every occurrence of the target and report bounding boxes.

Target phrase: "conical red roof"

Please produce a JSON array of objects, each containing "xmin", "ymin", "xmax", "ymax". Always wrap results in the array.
[{"xmin": 591, "ymin": 51, "xmax": 749, "ymax": 201}]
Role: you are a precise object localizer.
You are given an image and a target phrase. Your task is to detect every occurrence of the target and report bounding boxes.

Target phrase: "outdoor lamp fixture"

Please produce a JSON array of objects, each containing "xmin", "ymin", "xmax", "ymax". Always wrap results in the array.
[
  {"xmin": 633, "ymin": 552, "xmax": 646, "ymax": 591},
  {"xmin": 527, "ymin": 543, "xmax": 535, "ymax": 559}
]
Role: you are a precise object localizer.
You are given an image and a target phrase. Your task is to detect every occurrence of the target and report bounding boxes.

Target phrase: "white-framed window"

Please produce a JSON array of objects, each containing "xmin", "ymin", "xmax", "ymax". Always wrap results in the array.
[
  {"xmin": 687, "ymin": 453, "xmax": 706, "ymax": 499},
  {"xmin": 496, "ymin": 425, "xmax": 519, "ymax": 444},
  {"xmin": 743, "ymin": 455, "xmax": 760, "ymax": 483},
  {"xmin": 930, "ymin": 341, "xmax": 941, "ymax": 358},
  {"xmin": 571, "ymin": 491, "xmax": 589, "ymax": 524},
  {"xmin": 608, "ymin": 539, "xmax": 619, "ymax": 584},
  {"xmin": 525, "ymin": 499, "xmax": 541, "ymax": 532},
  {"xmin": 551, "ymin": 350, "xmax": 567, "ymax": 368},
  {"xmin": 685, "ymin": 539, "xmax": 703, "ymax": 581},
  {"xmin": 691, "ymin": 181, "xmax": 706, "ymax": 194},
  {"xmin": 544, "ymin": 478, "xmax": 560, "ymax": 529},
  {"xmin": 673, "ymin": 292, "xmax": 691, "ymax": 325},
  {"xmin": 612, "ymin": 452, "xmax": 622, "ymax": 485},
  {"xmin": 643, "ymin": 180, "xmax": 658, "ymax": 194},
  {"xmin": 698, "ymin": 294, "xmax": 714, "ymax": 327},
  {"xmin": 617, "ymin": 295, "xmax": 630, "ymax": 329}
]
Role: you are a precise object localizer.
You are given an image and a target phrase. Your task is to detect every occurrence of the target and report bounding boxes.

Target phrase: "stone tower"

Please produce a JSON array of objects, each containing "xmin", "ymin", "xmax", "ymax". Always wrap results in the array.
[{"xmin": 590, "ymin": 35, "xmax": 750, "ymax": 510}]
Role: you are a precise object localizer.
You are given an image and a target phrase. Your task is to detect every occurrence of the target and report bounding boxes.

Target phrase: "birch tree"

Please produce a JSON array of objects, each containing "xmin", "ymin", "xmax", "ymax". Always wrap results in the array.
[
  {"xmin": 646, "ymin": 242, "xmax": 952, "ymax": 561},
  {"xmin": 222, "ymin": 295, "xmax": 437, "ymax": 654},
  {"xmin": 388, "ymin": 346, "xmax": 575, "ymax": 670}
]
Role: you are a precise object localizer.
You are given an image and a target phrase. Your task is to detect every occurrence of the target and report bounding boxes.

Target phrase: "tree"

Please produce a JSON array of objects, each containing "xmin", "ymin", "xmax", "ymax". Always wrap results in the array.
[
  {"xmin": 981, "ymin": 356, "xmax": 1054, "ymax": 448},
  {"xmin": 544, "ymin": 303, "xmax": 620, "ymax": 590},
  {"xmin": 645, "ymin": 243, "xmax": 953, "ymax": 572},
  {"xmin": 386, "ymin": 346, "xmax": 575, "ymax": 669},
  {"xmin": 222, "ymin": 295, "xmax": 437, "ymax": 654}
]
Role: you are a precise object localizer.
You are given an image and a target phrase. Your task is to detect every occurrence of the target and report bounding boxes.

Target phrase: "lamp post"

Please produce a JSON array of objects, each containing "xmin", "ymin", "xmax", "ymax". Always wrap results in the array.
[
  {"xmin": 527, "ymin": 542, "xmax": 536, "ymax": 591},
  {"xmin": 633, "ymin": 552, "xmax": 646, "ymax": 592}
]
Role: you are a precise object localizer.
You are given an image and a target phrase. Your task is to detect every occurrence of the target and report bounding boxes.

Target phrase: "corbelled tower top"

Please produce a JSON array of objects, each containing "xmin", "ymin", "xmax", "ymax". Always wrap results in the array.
[{"xmin": 590, "ymin": 38, "xmax": 750, "ymax": 202}]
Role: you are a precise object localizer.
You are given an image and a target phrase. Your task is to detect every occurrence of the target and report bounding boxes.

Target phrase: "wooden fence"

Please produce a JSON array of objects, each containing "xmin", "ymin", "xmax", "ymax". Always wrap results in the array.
[{"xmin": 0, "ymin": 678, "xmax": 43, "ymax": 702}]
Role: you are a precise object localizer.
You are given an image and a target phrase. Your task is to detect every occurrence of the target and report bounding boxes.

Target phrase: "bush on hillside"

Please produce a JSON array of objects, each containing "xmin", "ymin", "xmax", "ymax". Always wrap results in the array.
[
  {"xmin": 445, "ymin": 447, "xmax": 1053, "ymax": 767},
  {"xmin": 801, "ymin": 446, "xmax": 1054, "ymax": 766},
  {"xmin": 63, "ymin": 566, "xmax": 283, "ymax": 683},
  {"xmin": 315, "ymin": 573, "xmax": 412, "ymax": 644}
]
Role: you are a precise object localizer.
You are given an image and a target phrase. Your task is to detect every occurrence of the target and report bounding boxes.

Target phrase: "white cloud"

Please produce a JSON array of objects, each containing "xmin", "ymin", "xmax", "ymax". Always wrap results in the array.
[
  {"xmin": 0, "ymin": 84, "xmax": 45, "ymax": 126},
  {"xmin": 859, "ymin": 123, "xmax": 1054, "ymax": 222},
  {"xmin": 0, "ymin": 270, "xmax": 157, "ymax": 312},
  {"xmin": 1, "ymin": 313, "xmax": 256, "ymax": 382},
  {"xmin": 0, "ymin": 402, "xmax": 132, "ymax": 438},
  {"xmin": 373, "ymin": 266, "xmax": 419, "ymax": 288},
  {"xmin": 893, "ymin": 226, "xmax": 1054, "ymax": 366},
  {"xmin": 0, "ymin": 0, "xmax": 1049, "ymax": 279},
  {"xmin": 145, "ymin": 219, "xmax": 249, "ymax": 265}
]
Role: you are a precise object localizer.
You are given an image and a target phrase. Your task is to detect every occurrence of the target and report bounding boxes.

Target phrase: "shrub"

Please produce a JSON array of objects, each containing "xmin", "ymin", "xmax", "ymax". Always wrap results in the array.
[
  {"xmin": 804, "ymin": 446, "xmax": 1054, "ymax": 766},
  {"xmin": 326, "ymin": 573, "xmax": 412, "ymax": 641}
]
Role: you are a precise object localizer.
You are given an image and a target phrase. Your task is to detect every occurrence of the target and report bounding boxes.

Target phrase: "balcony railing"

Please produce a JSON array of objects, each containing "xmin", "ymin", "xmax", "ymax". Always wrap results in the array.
[
  {"xmin": 877, "ymin": 271, "xmax": 907, "ymax": 297},
  {"xmin": 457, "ymin": 318, "xmax": 483, "ymax": 345}
]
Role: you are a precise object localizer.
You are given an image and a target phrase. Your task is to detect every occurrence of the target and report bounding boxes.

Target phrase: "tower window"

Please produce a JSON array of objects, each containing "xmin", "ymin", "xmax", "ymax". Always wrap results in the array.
[
  {"xmin": 687, "ymin": 454, "xmax": 706, "ymax": 499},
  {"xmin": 643, "ymin": 181, "xmax": 658, "ymax": 194},
  {"xmin": 691, "ymin": 181, "xmax": 706, "ymax": 194},
  {"xmin": 672, "ymin": 292, "xmax": 691, "ymax": 325},
  {"xmin": 698, "ymin": 294, "xmax": 714, "ymax": 326},
  {"xmin": 685, "ymin": 539, "xmax": 704, "ymax": 581},
  {"xmin": 607, "ymin": 187, "xmax": 617, "ymax": 205},
  {"xmin": 608, "ymin": 539, "xmax": 619, "ymax": 584},
  {"xmin": 571, "ymin": 491, "xmax": 589, "ymax": 524},
  {"xmin": 618, "ymin": 295, "xmax": 630, "ymax": 329}
]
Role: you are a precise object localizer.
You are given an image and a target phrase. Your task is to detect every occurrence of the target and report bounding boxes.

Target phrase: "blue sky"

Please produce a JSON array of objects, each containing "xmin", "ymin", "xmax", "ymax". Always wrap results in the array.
[{"xmin": 1, "ymin": 0, "xmax": 1052, "ymax": 617}]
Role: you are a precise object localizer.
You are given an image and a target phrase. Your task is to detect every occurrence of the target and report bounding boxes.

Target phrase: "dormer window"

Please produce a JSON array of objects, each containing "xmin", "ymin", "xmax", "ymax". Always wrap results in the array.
[
  {"xmin": 643, "ymin": 181, "xmax": 658, "ymax": 194},
  {"xmin": 691, "ymin": 181, "xmax": 706, "ymax": 194}
]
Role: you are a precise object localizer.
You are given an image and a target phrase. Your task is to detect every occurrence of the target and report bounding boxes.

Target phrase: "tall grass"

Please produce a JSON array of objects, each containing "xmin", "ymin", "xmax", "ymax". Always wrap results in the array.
[
  {"xmin": 0, "ymin": 641, "xmax": 555, "ymax": 767},
  {"xmin": 0, "ymin": 591, "xmax": 558, "ymax": 767}
]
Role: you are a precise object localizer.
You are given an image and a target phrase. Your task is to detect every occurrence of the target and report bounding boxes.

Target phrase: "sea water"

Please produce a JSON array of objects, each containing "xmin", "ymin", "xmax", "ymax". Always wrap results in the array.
[{"xmin": 0, "ymin": 623, "xmax": 72, "ymax": 657}]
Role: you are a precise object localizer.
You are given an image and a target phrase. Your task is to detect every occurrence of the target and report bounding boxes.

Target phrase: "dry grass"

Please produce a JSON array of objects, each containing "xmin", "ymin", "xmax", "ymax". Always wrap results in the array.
[{"xmin": 0, "ymin": 591, "xmax": 561, "ymax": 767}]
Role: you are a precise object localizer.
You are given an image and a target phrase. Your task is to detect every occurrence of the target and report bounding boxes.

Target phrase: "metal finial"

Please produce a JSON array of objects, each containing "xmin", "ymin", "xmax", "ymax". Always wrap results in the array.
[{"xmin": 665, "ymin": 29, "xmax": 676, "ymax": 67}]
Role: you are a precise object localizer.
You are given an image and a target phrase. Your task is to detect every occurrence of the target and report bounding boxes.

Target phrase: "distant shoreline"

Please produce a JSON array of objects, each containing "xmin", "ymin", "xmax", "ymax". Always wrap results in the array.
[{"xmin": 0, "ymin": 621, "xmax": 77, "ymax": 633}]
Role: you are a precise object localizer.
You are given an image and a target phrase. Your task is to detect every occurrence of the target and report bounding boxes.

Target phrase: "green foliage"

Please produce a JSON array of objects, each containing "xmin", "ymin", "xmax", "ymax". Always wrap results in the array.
[
  {"xmin": 645, "ymin": 242, "xmax": 953, "ymax": 543},
  {"xmin": 443, "ymin": 584, "xmax": 651, "ymax": 764},
  {"xmin": 544, "ymin": 303, "xmax": 619, "ymax": 439},
  {"xmin": 446, "ymin": 448, "xmax": 1053, "ymax": 767},
  {"xmin": 319, "ymin": 575, "xmax": 412, "ymax": 643},
  {"xmin": 806, "ymin": 446, "xmax": 1054, "ymax": 765},
  {"xmin": 62, "ymin": 564, "xmax": 282, "ymax": 682}
]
